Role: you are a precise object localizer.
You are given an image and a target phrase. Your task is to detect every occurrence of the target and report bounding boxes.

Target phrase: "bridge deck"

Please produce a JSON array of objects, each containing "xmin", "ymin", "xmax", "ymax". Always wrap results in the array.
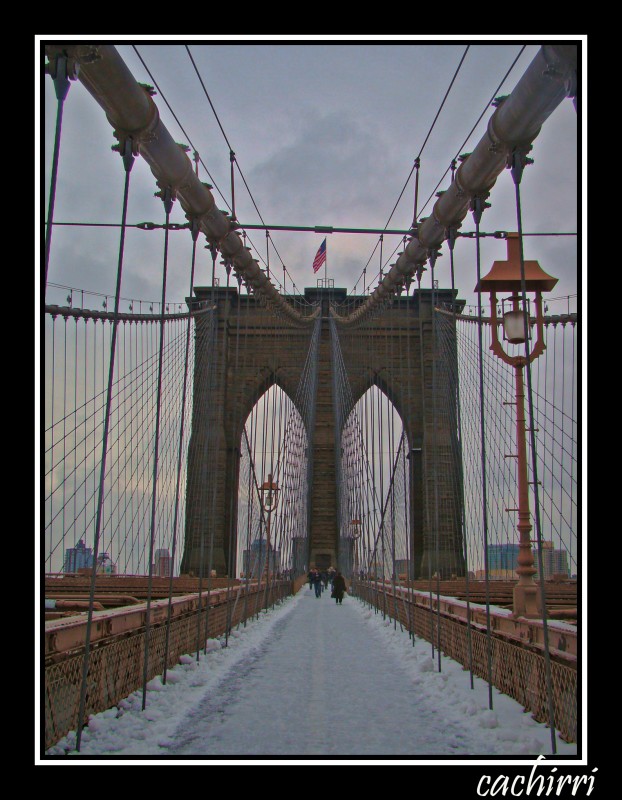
[{"xmin": 48, "ymin": 587, "xmax": 577, "ymax": 758}]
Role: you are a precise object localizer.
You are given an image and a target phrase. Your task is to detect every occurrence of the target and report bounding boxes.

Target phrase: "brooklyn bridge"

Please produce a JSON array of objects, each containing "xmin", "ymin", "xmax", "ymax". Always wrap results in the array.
[{"xmin": 41, "ymin": 40, "xmax": 579, "ymax": 761}]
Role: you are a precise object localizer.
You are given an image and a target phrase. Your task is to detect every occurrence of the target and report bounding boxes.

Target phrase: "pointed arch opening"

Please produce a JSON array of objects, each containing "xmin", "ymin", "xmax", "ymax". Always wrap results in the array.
[
  {"xmin": 237, "ymin": 384, "xmax": 310, "ymax": 580},
  {"xmin": 338, "ymin": 385, "xmax": 411, "ymax": 580}
]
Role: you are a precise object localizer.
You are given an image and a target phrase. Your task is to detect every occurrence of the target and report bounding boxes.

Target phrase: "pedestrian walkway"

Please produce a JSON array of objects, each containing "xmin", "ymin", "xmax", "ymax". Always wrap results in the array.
[
  {"xmin": 47, "ymin": 586, "xmax": 577, "ymax": 758},
  {"xmin": 165, "ymin": 587, "xmax": 566, "ymax": 757}
]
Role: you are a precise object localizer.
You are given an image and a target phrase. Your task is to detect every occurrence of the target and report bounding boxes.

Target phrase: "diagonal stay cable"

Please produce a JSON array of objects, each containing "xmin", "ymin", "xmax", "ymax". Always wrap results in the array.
[
  {"xmin": 132, "ymin": 45, "xmax": 230, "ymax": 212},
  {"xmin": 417, "ymin": 45, "xmax": 527, "ymax": 221},
  {"xmin": 133, "ymin": 45, "xmax": 293, "ymax": 294},
  {"xmin": 350, "ymin": 45, "xmax": 470, "ymax": 296},
  {"xmin": 383, "ymin": 44, "xmax": 471, "ymax": 231},
  {"xmin": 182, "ymin": 45, "xmax": 299, "ymax": 288},
  {"xmin": 184, "ymin": 48, "xmax": 270, "ymax": 233}
]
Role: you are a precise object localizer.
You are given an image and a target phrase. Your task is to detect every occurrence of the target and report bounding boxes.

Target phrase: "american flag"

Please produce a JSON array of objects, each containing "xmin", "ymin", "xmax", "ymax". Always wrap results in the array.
[{"xmin": 312, "ymin": 238, "xmax": 327, "ymax": 273}]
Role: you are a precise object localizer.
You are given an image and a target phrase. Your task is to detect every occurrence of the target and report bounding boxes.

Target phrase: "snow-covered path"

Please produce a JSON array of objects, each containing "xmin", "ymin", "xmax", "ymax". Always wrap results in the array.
[
  {"xmin": 47, "ymin": 587, "xmax": 577, "ymax": 760},
  {"xmin": 170, "ymin": 585, "xmax": 478, "ymax": 756}
]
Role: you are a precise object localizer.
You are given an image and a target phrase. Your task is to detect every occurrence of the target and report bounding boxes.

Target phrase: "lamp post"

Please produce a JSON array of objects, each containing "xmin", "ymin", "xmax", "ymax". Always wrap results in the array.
[
  {"xmin": 475, "ymin": 233, "xmax": 557, "ymax": 618},
  {"xmin": 260, "ymin": 474, "xmax": 279, "ymax": 586}
]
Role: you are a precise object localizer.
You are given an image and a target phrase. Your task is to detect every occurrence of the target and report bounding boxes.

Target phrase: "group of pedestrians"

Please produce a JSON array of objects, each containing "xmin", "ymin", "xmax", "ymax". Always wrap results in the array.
[{"xmin": 307, "ymin": 566, "xmax": 347, "ymax": 604}]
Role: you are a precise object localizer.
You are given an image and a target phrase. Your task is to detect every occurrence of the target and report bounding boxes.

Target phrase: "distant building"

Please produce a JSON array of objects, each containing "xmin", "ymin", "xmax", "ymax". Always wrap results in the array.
[
  {"xmin": 154, "ymin": 548, "xmax": 172, "ymax": 577},
  {"xmin": 534, "ymin": 541, "xmax": 570, "ymax": 579},
  {"xmin": 63, "ymin": 539, "xmax": 93, "ymax": 573},
  {"xmin": 96, "ymin": 552, "xmax": 117, "ymax": 575},
  {"xmin": 242, "ymin": 539, "xmax": 280, "ymax": 578},
  {"xmin": 487, "ymin": 544, "xmax": 520, "ymax": 573},
  {"xmin": 484, "ymin": 541, "xmax": 569, "ymax": 580}
]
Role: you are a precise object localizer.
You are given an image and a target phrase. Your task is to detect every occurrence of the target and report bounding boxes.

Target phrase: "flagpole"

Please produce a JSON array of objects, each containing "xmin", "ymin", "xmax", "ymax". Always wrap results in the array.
[{"xmin": 325, "ymin": 241, "xmax": 327, "ymax": 287}]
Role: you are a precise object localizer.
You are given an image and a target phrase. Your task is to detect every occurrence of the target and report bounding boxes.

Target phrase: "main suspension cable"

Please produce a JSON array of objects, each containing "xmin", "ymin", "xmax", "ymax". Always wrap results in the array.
[{"xmin": 417, "ymin": 46, "xmax": 527, "ymax": 222}]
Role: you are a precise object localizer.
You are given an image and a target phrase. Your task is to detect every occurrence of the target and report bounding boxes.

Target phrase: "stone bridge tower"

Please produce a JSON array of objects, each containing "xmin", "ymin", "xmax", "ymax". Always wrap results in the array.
[{"xmin": 181, "ymin": 285, "xmax": 465, "ymax": 579}]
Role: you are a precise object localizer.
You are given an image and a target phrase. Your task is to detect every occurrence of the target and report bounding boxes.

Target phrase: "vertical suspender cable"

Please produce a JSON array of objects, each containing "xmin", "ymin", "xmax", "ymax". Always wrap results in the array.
[
  {"xmin": 75, "ymin": 139, "xmax": 134, "ymax": 750},
  {"xmin": 560, "ymin": 322, "xmax": 566, "ymax": 556},
  {"xmin": 142, "ymin": 186, "xmax": 174, "ymax": 710},
  {"xmin": 162, "ymin": 219, "xmax": 200, "ymax": 683},
  {"xmin": 83, "ymin": 319, "xmax": 89, "ymax": 564},
  {"xmin": 102, "ymin": 315, "xmax": 109, "ymax": 559},
  {"xmin": 260, "ymin": 359, "xmax": 270, "ymax": 612},
  {"xmin": 230, "ymin": 150, "xmax": 237, "ymax": 221},
  {"xmin": 49, "ymin": 316, "xmax": 57, "ymax": 567},
  {"xmin": 550, "ymin": 324, "xmax": 557, "ymax": 538},
  {"xmin": 378, "ymin": 255, "xmax": 388, "ymax": 617},
  {"xmin": 370, "ymin": 366, "xmax": 379, "ymax": 613},
  {"xmin": 274, "ymin": 359, "xmax": 285, "ymax": 602},
  {"xmin": 241, "ymin": 285, "xmax": 253, "ymax": 627},
  {"xmin": 429, "ymin": 253, "xmax": 442, "ymax": 671},
  {"xmin": 447, "ymin": 222, "xmax": 474, "ymax": 688},
  {"xmin": 268, "ymin": 299, "xmax": 279, "ymax": 606},
  {"xmin": 363, "ymin": 376, "xmax": 372, "ymax": 605},
  {"xmin": 73, "ymin": 317, "xmax": 79, "ymax": 561},
  {"xmin": 411, "ymin": 158, "xmax": 421, "ymax": 230},
  {"xmin": 127, "ymin": 318, "xmax": 134, "ymax": 574},
  {"xmin": 472, "ymin": 194, "xmax": 495, "ymax": 710},
  {"xmin": 44, "ymin": 55, "xmax": 72, "ymax": 290},
  {"xmin": 388, "ymin": 293, "xmax": 400, "ymax": 630},
  {"xmin": 404, "ymin": 276, "xmax": 416, "ymax": 645},
  {"xmin": 225, "ymin": 276, "xmax": 243, "ymax": 643},
  {"xmin": 417, "ymin": 269, "xmax": 434, "ymax": 659},
  {"xmin": 377, "ymin": 370, "xmax": 387, "ymax": 618},
  {"xmin": 242, "ymin": 407, "xmax": 254, "ymax": 626},
  {"xmin": 204, "ymin": 261, "xmax": 224, "ymax": 650},
  {"xmin": 118, "ymin": 318, "xmax": 126, "ymax": 572},
  {"xmin": 195, "ymin": 246, "xmax": 219, "ymax": 654},
  {"xmin": 449, "ymin": 153, "xmax": 474, "ymax": 683},
  {"xmin": 62, "ymin": 317, "xmax": 68, "ymax": 560},
  {"xmin": 253, "ymin": 363, "xmax": 268, "ymax": 617},
  {"xmin": 510, "ymin": 150, "xmax": 557, "ymax": 753},
  {"xmin": 192, "ymin": 310, "xmax": 209, "ymax": 654},
  {"xmin": 570, "ymin": 319, "xmax": 576, "ymax": 571}
]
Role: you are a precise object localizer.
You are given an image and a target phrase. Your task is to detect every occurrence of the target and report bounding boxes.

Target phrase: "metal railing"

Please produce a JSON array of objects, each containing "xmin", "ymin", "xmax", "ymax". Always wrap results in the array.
[
  {"xmin": 44, "ymin": 580, "xmax": 293, "ymax": 751},
  {"xmin": 353, "ymin": 579, "xmax": 577, "ymax": 743}
]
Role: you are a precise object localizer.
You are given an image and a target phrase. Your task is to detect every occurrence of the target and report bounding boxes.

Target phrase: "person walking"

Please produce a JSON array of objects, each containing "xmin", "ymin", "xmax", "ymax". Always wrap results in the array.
[
  {"xmin": 332, "ymin": 571, "xmax": 347, "ymax": 604},
  {"xmin": 312, "ymin": 569, "xmax": 323, "ymax": 598}
]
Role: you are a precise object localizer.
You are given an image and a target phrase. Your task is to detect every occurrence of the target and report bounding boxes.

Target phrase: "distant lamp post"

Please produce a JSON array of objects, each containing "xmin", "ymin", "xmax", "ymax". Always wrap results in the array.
[
  {"xmin": 475, "ymin": 232, "xmax": 557, "ymax": 618},
  {"xmin": 350, "ymin": 519, "xmax": 361, "ymax": 577},
  {"xmin": 260, "ymin": 474, "xmax": 279, "ymax": 584}
]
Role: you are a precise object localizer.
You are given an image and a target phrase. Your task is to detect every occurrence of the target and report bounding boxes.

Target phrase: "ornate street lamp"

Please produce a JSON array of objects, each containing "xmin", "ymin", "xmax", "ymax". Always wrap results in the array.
[
  {"xmin": 475, "ymin": 233, "xmax": 557, "ymax": 618},
  {"xmin": 260, "ymin": 474, "xmax": 279, "ymax": 584}
]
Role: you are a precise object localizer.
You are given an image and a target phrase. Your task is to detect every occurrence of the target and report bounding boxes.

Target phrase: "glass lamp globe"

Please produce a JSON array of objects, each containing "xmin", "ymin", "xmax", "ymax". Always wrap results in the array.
[{"xmin": 502, "ymin": 309, "xmax": 528, "ymax": 344}]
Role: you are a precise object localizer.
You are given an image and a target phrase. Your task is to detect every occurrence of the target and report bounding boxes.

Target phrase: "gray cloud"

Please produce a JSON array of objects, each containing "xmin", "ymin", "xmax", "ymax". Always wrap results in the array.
[{"xmin": 42, "ymin": 40, "xmax": 579, "ymax": 313}]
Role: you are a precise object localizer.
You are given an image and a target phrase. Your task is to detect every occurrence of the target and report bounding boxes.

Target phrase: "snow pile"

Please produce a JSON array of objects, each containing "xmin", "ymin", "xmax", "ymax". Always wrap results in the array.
[{"xmin": 47, "ymin": 596, "xmax": 304, "ymax": 758}]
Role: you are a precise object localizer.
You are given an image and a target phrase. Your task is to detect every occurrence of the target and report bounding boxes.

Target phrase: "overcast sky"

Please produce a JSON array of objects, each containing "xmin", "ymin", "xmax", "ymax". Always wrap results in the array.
[{"xmin": 41, "ymin": 36, "xmax": 580, "ymax": 315}]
